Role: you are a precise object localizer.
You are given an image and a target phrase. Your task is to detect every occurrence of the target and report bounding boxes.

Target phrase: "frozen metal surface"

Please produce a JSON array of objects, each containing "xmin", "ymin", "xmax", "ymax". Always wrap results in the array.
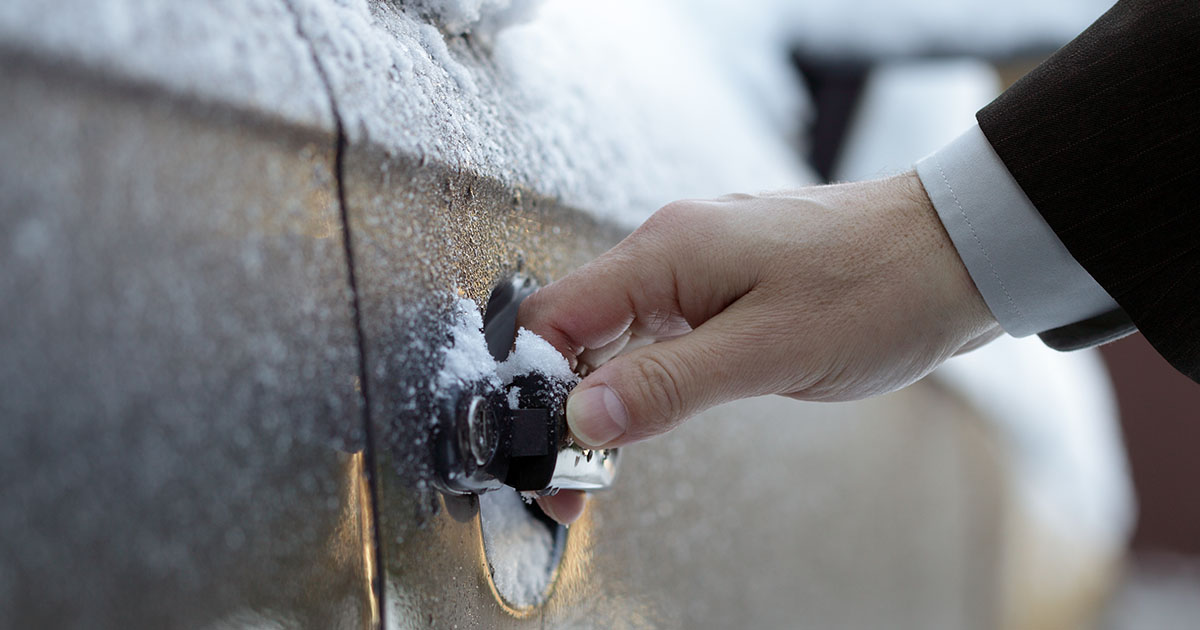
[{"xmin": 0, "ymin": 57, "xmax": 372, "ymax": 627}]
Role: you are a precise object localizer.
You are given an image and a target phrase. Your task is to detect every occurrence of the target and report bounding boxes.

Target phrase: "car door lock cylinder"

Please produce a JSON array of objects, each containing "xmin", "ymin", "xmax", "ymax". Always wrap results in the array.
[{"xmin": 432, "ymin": 275, "xmax": 620, "ymax": 497}]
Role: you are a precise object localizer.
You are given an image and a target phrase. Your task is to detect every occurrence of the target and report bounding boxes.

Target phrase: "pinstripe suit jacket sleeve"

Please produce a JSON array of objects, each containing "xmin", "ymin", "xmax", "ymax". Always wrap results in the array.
[{"xmin": 977, "ymin": 0, "xmax": 1200, "ymax": 383}]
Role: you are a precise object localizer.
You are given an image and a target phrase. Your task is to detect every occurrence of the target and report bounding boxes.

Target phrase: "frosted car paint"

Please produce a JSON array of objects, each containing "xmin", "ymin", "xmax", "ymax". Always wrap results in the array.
[{"xmin": 0, "ymin": 55, "xmax": 374, "ymax": 628}]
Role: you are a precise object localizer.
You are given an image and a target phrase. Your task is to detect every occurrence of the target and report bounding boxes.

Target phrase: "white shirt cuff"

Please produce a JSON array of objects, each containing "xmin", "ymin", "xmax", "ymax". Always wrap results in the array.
[{"xmin": 915, "ymin": 124, "xmax": 1120, "ymax": 337}]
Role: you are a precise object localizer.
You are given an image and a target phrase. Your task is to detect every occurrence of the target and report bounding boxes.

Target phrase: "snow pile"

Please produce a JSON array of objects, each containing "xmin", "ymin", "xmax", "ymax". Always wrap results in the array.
[
  {"xmin": 478, "ymin": 486, "xmax": 558, "ymax": 608},
  {"xmin": 495, "ymin": 328, "xmax": 573, "ymax": 384},
  {"xmin": 404, "ymin": 0, "xmax": 542, "ymax": 38},
  {"xmin": 437, "ymin": 297, "xmax": 574, "ymax": 390},
  {"xmin": 288, "ymin": 0, "xmax": 812, "ymax": 227},
  {"xmin": 436, "ymin": 299, "xmax": 499, "ymax": 390}
]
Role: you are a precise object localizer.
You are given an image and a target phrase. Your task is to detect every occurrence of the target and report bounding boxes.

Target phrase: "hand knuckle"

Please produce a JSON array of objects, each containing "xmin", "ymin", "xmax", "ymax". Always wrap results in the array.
[
  {"xmin": 644, "ymin": 200, "xmax": 698, "ymax": 232},
  {"xmin": 631, "ymin": 353, "xmax": 686, "ymax": 425}
]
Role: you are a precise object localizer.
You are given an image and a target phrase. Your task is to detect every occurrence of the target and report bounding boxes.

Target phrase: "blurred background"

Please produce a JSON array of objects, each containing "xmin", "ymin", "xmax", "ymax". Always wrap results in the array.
[{"xmin": 1098, "ymin": 337, "xmax": 1200, "ymax": 626}]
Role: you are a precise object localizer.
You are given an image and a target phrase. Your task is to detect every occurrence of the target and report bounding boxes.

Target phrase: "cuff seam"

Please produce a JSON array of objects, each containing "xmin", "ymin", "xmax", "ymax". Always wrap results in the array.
[{"xmin": 932, "ymin": 154, "xmax": 1027, "ymax": 330}]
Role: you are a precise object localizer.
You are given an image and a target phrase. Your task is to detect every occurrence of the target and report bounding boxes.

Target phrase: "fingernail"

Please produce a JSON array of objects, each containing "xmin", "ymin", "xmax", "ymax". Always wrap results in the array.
[{"xmin": 566, "ymin": 385, "xmax": 628, "ymax": 447}]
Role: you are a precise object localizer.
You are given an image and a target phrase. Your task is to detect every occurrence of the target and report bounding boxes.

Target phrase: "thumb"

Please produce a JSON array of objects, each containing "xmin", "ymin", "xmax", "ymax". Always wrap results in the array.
[{"xmin": 565, "ymin": 303, "xmax": 769, "ymax": 448}]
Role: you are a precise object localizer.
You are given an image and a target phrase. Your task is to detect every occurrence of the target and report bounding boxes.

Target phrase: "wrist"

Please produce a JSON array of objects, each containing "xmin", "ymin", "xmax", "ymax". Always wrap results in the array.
[{"xmin": 895, "ymin": 171, "xmax": 997, "ymax": 338}]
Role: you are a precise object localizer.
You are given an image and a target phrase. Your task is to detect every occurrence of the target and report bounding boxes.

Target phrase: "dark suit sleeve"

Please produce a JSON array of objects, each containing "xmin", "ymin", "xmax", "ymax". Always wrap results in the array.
[{"xmin": 977, "ymin": 0, "xmax": 1200, "ymax": 383}]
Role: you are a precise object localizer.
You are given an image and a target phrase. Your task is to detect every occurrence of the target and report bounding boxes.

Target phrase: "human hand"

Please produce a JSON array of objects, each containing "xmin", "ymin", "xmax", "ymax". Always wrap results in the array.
[{"xmin": 522, "ymin": 172, "xmax": 1000, "ymax": 524}]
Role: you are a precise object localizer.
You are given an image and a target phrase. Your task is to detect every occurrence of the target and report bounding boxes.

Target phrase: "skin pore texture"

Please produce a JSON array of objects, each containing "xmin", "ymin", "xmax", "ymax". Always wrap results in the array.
[{"xmin": 519, "ymin": 172, "xmax": 1000, "ymax": 523}]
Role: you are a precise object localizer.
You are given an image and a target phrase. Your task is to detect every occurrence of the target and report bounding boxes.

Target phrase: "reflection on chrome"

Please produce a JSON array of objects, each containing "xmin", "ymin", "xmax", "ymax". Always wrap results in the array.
[{"xmin": 547, "ymin": 447, "xmax": 621, "ymax": 492}]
